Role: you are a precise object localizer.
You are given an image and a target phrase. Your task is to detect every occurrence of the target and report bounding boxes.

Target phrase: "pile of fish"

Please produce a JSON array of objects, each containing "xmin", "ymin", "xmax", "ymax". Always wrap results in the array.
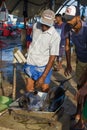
[{"xmin": 18, "ymin": 86, "xmax": 65, "ymax": 112}]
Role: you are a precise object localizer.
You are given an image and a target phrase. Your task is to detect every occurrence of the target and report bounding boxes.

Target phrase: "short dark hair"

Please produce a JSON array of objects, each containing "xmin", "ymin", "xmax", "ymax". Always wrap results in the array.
[{"xmin": 55, "ymin": 13, "xmax": 61, "ymax": 17}]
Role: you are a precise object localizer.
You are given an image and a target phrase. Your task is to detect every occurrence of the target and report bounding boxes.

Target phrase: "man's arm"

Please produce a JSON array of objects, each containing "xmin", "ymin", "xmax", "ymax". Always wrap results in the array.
[
  {"xmin": 35, "ymin": 55, "xmax": 55, "ymax": 87},
  {"xmin": 64, "ymin": 37, "xmax": 72, "ymax": 76},
  {"xmin": 42, "ymin": 55, "xmax": 55, "ymax": 78}
]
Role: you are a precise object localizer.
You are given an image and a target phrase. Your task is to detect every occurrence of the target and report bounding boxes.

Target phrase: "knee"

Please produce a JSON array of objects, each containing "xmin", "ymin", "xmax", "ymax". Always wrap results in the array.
[
  {"xmin": 41, "ymin": 84, "xmax": 49, "ymax": 92},
  {"xmin": 26, "ymin": 84, "xmax": 34, "ymax": 92}
]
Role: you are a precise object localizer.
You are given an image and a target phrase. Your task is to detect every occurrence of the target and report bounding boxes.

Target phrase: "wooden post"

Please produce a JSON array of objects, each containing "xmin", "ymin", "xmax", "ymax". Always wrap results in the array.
[{"xmin": 12, "ymin": 63, "xmax": 16, "ymax": 100}]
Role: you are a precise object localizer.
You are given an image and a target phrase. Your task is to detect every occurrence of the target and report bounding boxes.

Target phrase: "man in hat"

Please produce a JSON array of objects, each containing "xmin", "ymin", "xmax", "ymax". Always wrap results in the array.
[
  {"xmin": 64, "ymin": 5, "xmax": 87, "ymax": 130},
  {"xmin": 23, "ymin": 9, "xmax": 61, "ymax": 92}
]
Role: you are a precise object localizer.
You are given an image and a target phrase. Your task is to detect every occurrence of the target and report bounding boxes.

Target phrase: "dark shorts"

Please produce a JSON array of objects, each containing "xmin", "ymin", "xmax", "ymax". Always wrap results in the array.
[{"xmin": 76, "ymin": 60, "xmax": 87, "ymax": 88}]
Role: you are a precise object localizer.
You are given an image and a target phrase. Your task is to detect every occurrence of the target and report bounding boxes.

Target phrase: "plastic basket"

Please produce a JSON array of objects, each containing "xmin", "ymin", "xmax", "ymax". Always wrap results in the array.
[{"xmin": 0, "ymin": 96, "xmax": 13, "ymax": 112}]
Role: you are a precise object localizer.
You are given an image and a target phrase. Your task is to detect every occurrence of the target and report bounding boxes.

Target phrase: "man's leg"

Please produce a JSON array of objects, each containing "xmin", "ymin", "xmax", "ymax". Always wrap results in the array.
[
  {"xmin": 26, "ymin": 77, "xmax": 35, "ymax": 92},
  {"xmin": 71, "ymin": 60, "xmax": 87, "ymax": 120},
  {"xmin": 57, "ymin": 56, "xmax": 62, "ymax": 69},
  {"xmin": 53, "ymin": 57, "xmax": 58, "ymax": 71},
  {"xmin": 76, "ymin": 60, "xmax": 87, "ymax": 88},
  {"xmin": 41, "ymin": 84, "xmax": 49, "ymax": 92}
]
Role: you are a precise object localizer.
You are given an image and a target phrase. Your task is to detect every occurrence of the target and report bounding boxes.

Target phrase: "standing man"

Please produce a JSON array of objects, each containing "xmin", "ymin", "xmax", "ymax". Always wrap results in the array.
[
  {"xmin": 24, "ymin": 9, "xmax": 61, "ymax": 92},
  {"xmin": 54, "ymin": 13, "xmax": 66, "ymax": 71},
  {"xmin": 64, "ymin": 5, "xmax": 87, "ymax": 127}
]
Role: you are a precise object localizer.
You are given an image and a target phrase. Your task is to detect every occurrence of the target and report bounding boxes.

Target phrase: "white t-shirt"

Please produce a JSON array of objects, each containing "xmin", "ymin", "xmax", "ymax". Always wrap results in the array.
[{"xmin": 27, "ymin": 23, "xmax": 61, "ymax": 66}]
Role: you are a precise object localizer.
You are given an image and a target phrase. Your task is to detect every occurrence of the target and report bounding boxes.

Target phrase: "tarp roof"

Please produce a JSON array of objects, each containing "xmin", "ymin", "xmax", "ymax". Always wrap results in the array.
[
  {"xmin": 3, "ymin": 0, "xmax": 67, "ymax": 17},
  {"xmin": 0, "ymin": 0, "xmax": 87, "ymax": 18}
]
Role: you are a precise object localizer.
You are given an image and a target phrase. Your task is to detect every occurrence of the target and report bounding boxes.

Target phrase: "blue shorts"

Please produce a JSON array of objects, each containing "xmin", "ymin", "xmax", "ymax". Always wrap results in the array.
[{"xmin": 23, "ymin": 63, "xmax": 52, "ymax": 84}]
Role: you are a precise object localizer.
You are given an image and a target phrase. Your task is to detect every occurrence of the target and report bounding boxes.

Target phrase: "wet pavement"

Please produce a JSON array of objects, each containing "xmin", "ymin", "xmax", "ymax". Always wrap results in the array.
[{"xmin": 0, "ymin": 36, "xmax": 22, "ymax": 62}]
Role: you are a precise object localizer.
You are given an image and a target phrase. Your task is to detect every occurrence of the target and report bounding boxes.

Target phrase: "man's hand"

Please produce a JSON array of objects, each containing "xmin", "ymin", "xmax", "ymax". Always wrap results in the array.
[
  {"xmin": 64, "ymin": 65, "xmax": 72, "ymax": 76},
  {"xmin": 35, "ymin": 76, "xmax": 45, "ymax": 88}
]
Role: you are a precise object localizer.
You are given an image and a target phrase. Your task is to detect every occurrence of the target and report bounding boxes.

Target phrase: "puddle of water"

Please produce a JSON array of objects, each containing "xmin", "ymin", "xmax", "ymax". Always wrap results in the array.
[
  {"xmin": 0, "ymin": 43, "xmax": 22, "ymax": 74},
  {"xmin": 1, "ymin": 44, "xmax": 22, "ymax": 62}
]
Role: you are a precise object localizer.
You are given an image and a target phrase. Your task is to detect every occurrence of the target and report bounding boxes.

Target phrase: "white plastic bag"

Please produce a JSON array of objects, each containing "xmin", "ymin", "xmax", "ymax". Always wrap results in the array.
[{"xmin": 0, "ymin": 2, "xmax": 8, "ymax": 21}]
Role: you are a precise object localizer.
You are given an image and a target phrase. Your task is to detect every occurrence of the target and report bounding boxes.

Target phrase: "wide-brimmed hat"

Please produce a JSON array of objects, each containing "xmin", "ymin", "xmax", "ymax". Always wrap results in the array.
[
  {"xmin": 40, "ymin": 9, "xmax": 55, "ymax": 27},
  {"xmin": 64, "ymin": 5, "xmax": 80, "ymax": 21}
]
